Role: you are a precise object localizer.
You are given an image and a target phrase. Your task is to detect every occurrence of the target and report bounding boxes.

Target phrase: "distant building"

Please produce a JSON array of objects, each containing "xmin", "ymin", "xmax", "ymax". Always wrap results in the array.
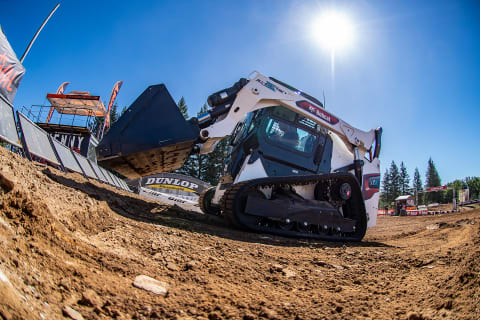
[
  {"xmin": 394, "ymin": 195, "xmax": 414, "ymax": 216},
  {"xmin": 459, "ymin": 189, "xmax": 470, "ymax": 203}
]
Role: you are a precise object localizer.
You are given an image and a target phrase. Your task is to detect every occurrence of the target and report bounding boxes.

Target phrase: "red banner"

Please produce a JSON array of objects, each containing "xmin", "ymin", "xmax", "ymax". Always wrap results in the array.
[
  {"xmin": 101, "ymin": 81, "xmax": 123, "ymax": 139},
  {"xmin": 406, "ymin": 209, "xmax": 429, "ymax": 216},
  {"xmin": 426, "ymin": 185, "xmax": 447, "ymax": 192},
  {"xmin": 0, "ymin": 26, "xmax": 25, "ymax": 104}
]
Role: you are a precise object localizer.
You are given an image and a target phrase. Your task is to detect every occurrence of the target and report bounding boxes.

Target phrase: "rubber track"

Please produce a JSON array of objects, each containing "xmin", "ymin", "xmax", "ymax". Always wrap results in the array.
[{"xmin": 221, "ymin": 172, "xmax": 367, "ymax": 242}]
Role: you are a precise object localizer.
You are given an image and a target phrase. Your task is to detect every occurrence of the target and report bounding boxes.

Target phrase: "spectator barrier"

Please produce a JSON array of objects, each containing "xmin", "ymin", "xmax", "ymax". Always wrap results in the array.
[
  {"xmin": 71, "ymin": 151, "xmax": 98, "ymax": 180},
  {"xmin": 0, "ymin": 109, "xmax": 130, "ymax": 192},
  {"xmin": 50, "ymin": 138, "xmax": 84, "ymax": 175},
  {"xmin": 0, "ymin": 96, "xmax": 21, "ymax": 147},
  {"xmin": 99, "ymin": 167, "xmax": 116, "ymax": 186},
  {"xmin": 89, "ymin": 160, "xmax": 108, "ymax": 183},
  {"xmin": 377, "ymin": 208, "xmax": 458, "ymax": 216},
  {"xmin": 17, "ymin": 111, "xmax": 61, "ymax": 166}
]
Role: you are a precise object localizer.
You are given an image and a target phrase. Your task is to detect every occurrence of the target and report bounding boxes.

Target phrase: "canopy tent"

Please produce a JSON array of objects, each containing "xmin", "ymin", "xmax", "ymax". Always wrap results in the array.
[{"xmin": 395, "ymin": 195, "xmax": 413, "ymax": 201}]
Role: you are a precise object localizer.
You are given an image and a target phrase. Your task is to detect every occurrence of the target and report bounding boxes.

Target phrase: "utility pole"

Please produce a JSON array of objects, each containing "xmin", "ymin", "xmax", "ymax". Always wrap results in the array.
[
  {"xmin": 415, "ymin": 190, "xmax": 418, "ymax": 209},
  {"xmin": 452, "ymin": 187, "xmax": 456, "ymax": 211}
]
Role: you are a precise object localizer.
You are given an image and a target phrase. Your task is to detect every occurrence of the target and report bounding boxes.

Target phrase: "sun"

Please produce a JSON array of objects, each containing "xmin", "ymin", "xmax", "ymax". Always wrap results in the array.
[{"xmin": 311, "ymin": 11, "xmax": 354, "ymax": 52}]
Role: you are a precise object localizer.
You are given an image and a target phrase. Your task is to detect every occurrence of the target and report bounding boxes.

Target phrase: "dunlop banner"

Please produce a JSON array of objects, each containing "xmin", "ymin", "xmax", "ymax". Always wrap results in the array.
[
  {"xmin": 140, "ymin": 173, "xmax": 211, "ymax": 195},
  {"xmin": 0, "ymin": 26, "xmax": 25, "ymax": 104}
]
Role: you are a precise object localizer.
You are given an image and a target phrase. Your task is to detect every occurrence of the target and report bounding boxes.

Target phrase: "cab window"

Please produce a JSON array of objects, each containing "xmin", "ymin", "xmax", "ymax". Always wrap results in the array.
[{"xmin": 265, "ymin": 118, "xmax": 317, "ymax": 153}]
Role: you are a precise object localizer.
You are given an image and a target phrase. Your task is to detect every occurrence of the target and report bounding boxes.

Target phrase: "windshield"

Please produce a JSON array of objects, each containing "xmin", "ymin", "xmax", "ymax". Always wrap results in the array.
[{"xmin": 265, "ymin": 118, "xmax": 317, "ymax": 153}]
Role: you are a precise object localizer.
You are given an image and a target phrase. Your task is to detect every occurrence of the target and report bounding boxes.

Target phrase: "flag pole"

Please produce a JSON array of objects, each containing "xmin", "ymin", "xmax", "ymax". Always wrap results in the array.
[
  {"xmin": 99, "ymin": 81, "xmax": 123, "ymax": 140},
  {"xmin": 20, "ymin": 3, "xmax": 60, "ymax": 63}
]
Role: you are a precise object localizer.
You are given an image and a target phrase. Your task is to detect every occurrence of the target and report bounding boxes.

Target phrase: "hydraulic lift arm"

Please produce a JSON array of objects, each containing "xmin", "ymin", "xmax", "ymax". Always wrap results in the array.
[{"xmin": 195, "ymin": 71, "xmax": 382, "ymax": 159}]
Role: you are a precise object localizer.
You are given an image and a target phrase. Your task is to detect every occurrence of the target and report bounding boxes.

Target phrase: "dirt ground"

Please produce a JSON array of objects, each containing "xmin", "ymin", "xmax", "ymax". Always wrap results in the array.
[{"xmin": 0, "ymin": 147, "xmax": 479, "ymax": 320}]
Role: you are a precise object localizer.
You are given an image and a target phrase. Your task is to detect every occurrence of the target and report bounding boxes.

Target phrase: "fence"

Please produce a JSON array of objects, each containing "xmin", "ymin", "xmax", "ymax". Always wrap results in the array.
[
  {"xmin": 377, "ymin": 208, "xmax": 458, "ymax": 216},
  {"xmin": 0, "ymin": 97, "xmax": 130, "ymax": 192},
  {"xmin": 19, "ymin": 104, "xmax": 97, "ymax": 131}
]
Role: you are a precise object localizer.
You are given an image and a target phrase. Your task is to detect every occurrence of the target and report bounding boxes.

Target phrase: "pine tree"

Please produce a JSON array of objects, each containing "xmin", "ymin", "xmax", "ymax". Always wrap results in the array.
[
  {"xmin": 465, "ymin": 177, "xmax": 480, "ymax": 199},
  {"xmin": 425, "ymin": 157, "xmax": 441, "ymax": 187},
  {"xmin": 380, "ymin": 167, "xmax": 392, "ymax": 208},
  {"xmin": 399, "ymin": 161, "xmax": 410, "ymax": 195},
  {"xmin": 380, "ymin": 161, "xmax": 402, "ymax": 208},
  {"xmin": 175, "ymin": 103, "xmax": 209, "ymax": 180},
  {"xmin": 412, "ymin": 168, "xmax": 422, "ymax": 192},
  {"xmin": 389, "ymin": 161, "xmax": 401, "ymax": 201},
  {"xmin": 120, "ymin": 105, "xmax": 128, "ymax": 116},
  {"xmin": 171, "ymin": 99, "xmax": 235, "ymax": 185},
  {"xmin": 446, "ymin": 179, "xmax": 466, "ymax": 203},
  {"xmin": 425, "ymin": 157, "xmax": 442, "ymax": 204},
  {"xmin": 412, "ymin": 167, "xmax": 423, "ymax": 205},
  {"xmin": 203, "ymin": 137, "xmax": 230, "ymax": 185},
  {"xmin": 175, "ymin": 98, "xmax": 195, "ymax": 176},
  {"xmin": 194, "ymin": 104, "xmax": 210, "ymax": 181},
  {"xmin": 110, "ymin": 104, "xmax": 119, "ymax": 124},
  {"xmin": 89, "ymin": 103, "xmax": 122, "ymax": 138},
  {"xmin": 177, "ymin": 97, "xmax": 189, "ymax": 119}
]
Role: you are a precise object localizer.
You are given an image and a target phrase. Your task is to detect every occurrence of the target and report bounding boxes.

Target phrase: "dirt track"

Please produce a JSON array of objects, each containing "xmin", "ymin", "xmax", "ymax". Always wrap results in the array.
[{"xmin": 0, "ymin": 147, "xmax": 479, "ymax": 320}]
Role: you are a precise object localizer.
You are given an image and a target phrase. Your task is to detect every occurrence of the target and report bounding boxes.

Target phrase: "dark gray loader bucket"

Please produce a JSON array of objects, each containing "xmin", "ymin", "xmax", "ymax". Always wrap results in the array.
[{"xmin": 97, "ymin": 84, "xmax": 199, "ymax": 179}]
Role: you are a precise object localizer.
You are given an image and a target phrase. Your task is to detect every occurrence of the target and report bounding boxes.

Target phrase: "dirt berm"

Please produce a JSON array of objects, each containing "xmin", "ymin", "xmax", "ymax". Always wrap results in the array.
[{"xmin": 0, "ymin": 147, "xmax": 478, "ymax": 320}]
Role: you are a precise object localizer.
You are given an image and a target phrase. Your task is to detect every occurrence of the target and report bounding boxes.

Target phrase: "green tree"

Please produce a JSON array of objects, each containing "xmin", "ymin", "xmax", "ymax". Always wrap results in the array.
[
  {"xmin": 175, "ymin": 103, "xmax": 209, "ymax": 180},
  {"xmin": 177, "ymin": 97, "xmax": 189, "ymax": 119},
  {"xmin": 175, "ymin": 99, "xmax": 196, "ymax": 176},
  {"xmin": 466, "ymin": 177, "xmax": 480, "ymax": 199},
  {"xmin": 447, "ymin": 179, "xmax": 467, "ymax": 203},
  {"xmin": 120, "ymin": 105, "xmax": 128, "ymax": 116},
  {"xmin": 179, "ymin": 103, "xmax": 231, "ymax": 185},
  {"xmin": 203, "ymin": 137, "xmax": 230, "ymax": 185},
  {"xmin": 90, "ymin": 103, "xmax": 122, "ymax": 138},
  {"xmin": 450, "ymin": 179, "xmax": 467, "ymax": 190},
  {"xmin": 412, "ymin": 167, "xmax": 424, "ymax": 206},
  {"xmin": 425, "ymin": 157, "xmax": 441, "ymax": 187},
  {"xmin": 425, "ymin": 157, "xmax": 442, "ymax": 203},
  {"xmin": 110, "ymin": 104, "xmax": 119, "ymax": 124},
  {"xmin": 380, "ymin": 161, "xmax": 401, "ymax": 208},
  {"xmin": 389, "ymin": 161, "xmax": 401, "ymax": 201},
  {"xmin": 399, "ymin": 161, "xmax": 410, "ymax": 195},
  {"xmin": 380, "ymin": 168, "xmax": 392, "ymax": 208}
]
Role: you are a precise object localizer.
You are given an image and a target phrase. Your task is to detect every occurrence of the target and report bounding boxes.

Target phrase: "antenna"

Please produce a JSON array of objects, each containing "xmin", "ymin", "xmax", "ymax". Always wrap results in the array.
[
  {"xmin": 322, "ymin": 90, "xmax": 326, "ymax": 109},
  {"xmin": 20, "ymin": 3, "xmax": 60, "ymax": 63}
]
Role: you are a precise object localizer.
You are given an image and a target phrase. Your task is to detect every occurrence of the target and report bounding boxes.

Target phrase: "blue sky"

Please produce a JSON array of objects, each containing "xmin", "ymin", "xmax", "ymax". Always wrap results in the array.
[{"xmin": 2, "ymin": 0, "xmax": 479, "ymax": 184}]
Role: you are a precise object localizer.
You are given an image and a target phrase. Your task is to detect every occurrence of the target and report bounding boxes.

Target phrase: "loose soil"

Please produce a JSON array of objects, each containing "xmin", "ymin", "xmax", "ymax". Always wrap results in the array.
[{"xmin": 0, "ymin": 147, "xmax": 478, "ymax": 320}]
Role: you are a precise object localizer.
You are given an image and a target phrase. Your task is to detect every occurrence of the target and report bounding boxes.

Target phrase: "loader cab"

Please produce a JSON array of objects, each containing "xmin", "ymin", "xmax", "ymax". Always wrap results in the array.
[{"xmin": 226, "ymin": 106, "xmax": 333, "ymax": 180}]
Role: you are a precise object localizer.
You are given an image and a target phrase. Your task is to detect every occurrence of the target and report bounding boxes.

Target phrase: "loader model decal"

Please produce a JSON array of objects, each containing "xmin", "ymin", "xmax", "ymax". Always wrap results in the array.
[
  {"xmin": 296, "ymin": 100, "xmax": 339, "ymax": 125},
  {"xmin": 256, "ymin": 79, "xmax": 286, "ymax": 94},
  {"xmin": 362, "ymin": 174, "xmax": 380, "ymax": 200}
]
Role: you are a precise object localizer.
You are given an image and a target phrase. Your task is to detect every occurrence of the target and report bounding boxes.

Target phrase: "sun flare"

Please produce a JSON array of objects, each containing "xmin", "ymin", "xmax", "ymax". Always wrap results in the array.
[{"xmin": 311, "ymin": 11, "xmax": 354, "ymax": 52}]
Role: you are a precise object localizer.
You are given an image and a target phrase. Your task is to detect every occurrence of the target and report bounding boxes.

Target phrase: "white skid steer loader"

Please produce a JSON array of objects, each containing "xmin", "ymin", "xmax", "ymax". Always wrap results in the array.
[{"xmin": 97, "ymin": 71, "xmax": 382, "ymax": 241}]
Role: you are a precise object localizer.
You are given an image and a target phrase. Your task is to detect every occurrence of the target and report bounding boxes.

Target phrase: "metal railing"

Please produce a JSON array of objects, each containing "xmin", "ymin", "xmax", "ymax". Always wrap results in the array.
[{"xmin": 19, "ymin": 105, "xmax": 98, "ymax": 130}]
